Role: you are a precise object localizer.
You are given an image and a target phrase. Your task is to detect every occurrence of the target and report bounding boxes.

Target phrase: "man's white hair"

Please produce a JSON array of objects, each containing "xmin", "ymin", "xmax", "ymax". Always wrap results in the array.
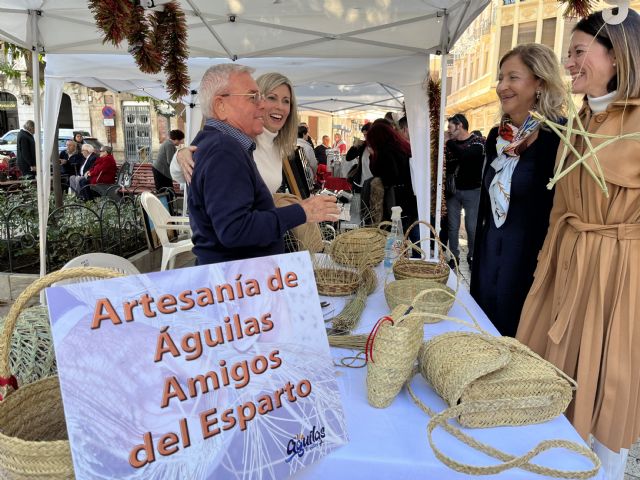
[{"xmin": 199, "ymin": 64, "xmax": 255, "ymax": 119}]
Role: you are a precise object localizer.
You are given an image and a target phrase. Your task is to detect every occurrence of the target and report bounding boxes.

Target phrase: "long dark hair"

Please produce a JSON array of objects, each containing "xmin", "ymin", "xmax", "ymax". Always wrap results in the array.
[
  {"xmin": 366, "ymin": 120, "xmax": 411, "ymax": 157},
  {"xmin": 574, "ymin": 8, "xmax": 640, "ymax": 99}
]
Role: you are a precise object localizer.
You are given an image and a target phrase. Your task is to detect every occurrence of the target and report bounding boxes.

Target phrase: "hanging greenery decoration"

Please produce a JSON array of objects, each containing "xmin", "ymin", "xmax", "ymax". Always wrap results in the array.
[
  {"xmin": 559, "ymin": 0, "xmax": 595, "ymax": 19},
  {"xmin": 89, "ymin": 0, "xmax": 190, "ymax": 100},
  {"xmin": 127, "ymin": 3, "xmax": 163, "ymax": 74},
  {"xmin": 428, "ymin": 76, "xmax": 446, "ymax": 217},
  {"xmin": 88, "ymin": 0, "xmax": 132, "ymax": 46},
  {"xmin": 154, "ymin": 2, "xmax": 190, "ymax": 99}
]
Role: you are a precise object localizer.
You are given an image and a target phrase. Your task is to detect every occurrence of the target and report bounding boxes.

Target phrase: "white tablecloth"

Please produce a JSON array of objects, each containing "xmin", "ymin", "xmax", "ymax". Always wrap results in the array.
[{"xmin": 295, "ymin": 268, "xmax": 603, "ymax": 479}]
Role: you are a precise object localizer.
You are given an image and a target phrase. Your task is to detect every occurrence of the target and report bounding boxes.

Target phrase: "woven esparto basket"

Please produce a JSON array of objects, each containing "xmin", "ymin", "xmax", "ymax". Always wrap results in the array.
[
  {"xmin": 393, "ymin": 221, "xmax": 453, "ymax": 283},
  {"xmin": 0, "ymin": 306, "xmax": 57, "ymax": 387},
  {"xmin": 329, "ymin": 223, "xmax": 388, "ymax": 268},
  {"xmin": 384, "ymin": 278, "xmax": 455, "ymax": 322},
  {"xmin": 314, "ymin": 267, "xmax": 360, "ymax": 296},
  {"xmin": 366, "ymin": 304, "xmax": 423, "ymax": 408},
  {"xmin": 0, "ymin": 267, "xmax": 123, "ymax": 479}
]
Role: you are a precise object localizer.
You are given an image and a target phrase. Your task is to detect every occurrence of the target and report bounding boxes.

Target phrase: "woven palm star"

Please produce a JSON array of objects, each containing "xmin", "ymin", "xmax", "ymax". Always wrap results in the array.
[{"xmin": 531, "ymin": 89, "xmax": 640, "ymax": 198}]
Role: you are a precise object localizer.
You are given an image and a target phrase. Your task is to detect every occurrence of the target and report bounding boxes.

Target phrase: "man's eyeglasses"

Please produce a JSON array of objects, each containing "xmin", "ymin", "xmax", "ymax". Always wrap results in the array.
[{"xmin": 220, "ymin": 92, "xmax": 264, "ymax": 104}]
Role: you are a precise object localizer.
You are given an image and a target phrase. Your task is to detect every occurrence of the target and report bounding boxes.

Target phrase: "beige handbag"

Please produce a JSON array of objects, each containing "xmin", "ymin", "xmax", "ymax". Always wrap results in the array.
[{"xmin": 407, "ymin": 290, "xmax": 601, "ymax": 478}]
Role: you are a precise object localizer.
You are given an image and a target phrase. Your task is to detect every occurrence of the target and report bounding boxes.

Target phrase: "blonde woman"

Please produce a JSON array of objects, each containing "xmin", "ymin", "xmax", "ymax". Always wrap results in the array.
[{"xmin": 470, "ymin": 43, "xmax": 566, "ymax": 337}]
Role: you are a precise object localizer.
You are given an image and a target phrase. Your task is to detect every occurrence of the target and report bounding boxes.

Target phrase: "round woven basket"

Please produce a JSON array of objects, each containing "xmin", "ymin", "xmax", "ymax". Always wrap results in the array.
[
  {"xmin": 393, "ymin": 221, "xmax": 452, "ymax": 283},
  {"xmin": 385, "ymin": 278, "xmax": 455, "ymax": 323},
  {"xmin": 0, "ymin": 267, "xmax": 123, "ymax": 479},
  {"xmin": 314, "ymin": 267, "xmax": 360, "ymax": 296},
  {"xmin": 330, "ymin": 224, "xmax": 387, "ymax": 268}
]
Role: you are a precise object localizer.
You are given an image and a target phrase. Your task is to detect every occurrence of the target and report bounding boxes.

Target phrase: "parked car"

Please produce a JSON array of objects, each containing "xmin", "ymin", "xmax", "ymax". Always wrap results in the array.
[{"xmin": 0, "ymin": 129, "xmax": 98, "ymax": 158}]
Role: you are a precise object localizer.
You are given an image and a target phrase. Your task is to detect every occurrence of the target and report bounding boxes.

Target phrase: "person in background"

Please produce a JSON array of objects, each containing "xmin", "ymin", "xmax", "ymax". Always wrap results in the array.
[
  {"xmin": 444, "ymin": 113, "xmax": 484, "ymax": 269},
  {"xmin": 187, "ymin": 63, "xmax": 338, "ymax": 264},
  {"xmin": 296, "ymin": 124, "xmax": 318, "ymax": 175},
  {"xmin": 59, "ymin": 139, "xmax": 84, "ymax": 191},
  {"xmin": 153, "ymin": 129, "xmax": 184, "ymax": 192},
  {"xmin": 517, "ymin": 10, "xmax": 640, "ymax": 477},
  {"xmin": 470, "ymin": 43, "xmax": 566, "ymax": 338},
  {"xmin": 69, "ymin": 144, "xmax": 98, "ymax": 196},
  {"xmin": 16, "ymin": 120, "xmax": 36, "ymax": 178},
  {"xmin": 398, "ymin": 116, "xmax": 409, "ymax": 140},
  {"xmin": 367, "ymin": 120, "xmax": 418, "ymax": 240},
  {"xmin": 73, "ymin": 132, "xmax": 85, "ymax": 151},
  {"xmin": 333, "ymin": 133, "xmax": 347, "ymax": 155},
  {"xmin": 299, "ymin": 122, "xmax": 314, "ymax": 147},
  {"xmin": 314, "ymin": 135, "xmax": 331, "ymax": 166},
  {"xmin": 346, "ymin": 123, "xmax": 372, "ymax": 192},
  {"xmin": 78, "ymin": 145, "xmax": 117, "ymax": 200}
]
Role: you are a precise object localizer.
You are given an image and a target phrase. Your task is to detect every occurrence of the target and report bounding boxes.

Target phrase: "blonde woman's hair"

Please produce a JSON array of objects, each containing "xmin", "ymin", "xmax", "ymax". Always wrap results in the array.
[
  {"xmin": 498, "ymin": 43, "xmax": 567, "ymax": 124},
  {"xmin": 256, "ymin": 72, "xmax": 299, "ymax": 158},
  {"xmin": 574, "ymin": 8, "xmax": 640, "ymax": 101}
]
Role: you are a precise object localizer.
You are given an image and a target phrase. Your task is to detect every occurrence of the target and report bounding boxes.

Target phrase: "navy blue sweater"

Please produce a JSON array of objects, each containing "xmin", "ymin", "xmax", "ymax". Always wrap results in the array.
[{"xmin": 188, "ymin": 122, "xmax": 306, "ymax": 265}]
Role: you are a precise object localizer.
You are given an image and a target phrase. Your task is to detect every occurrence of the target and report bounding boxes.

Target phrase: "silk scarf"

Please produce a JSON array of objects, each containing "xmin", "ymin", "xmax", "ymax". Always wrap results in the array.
[{"xmin": 489, "ymin": 115, "xmax": 540, "ymax": 227}]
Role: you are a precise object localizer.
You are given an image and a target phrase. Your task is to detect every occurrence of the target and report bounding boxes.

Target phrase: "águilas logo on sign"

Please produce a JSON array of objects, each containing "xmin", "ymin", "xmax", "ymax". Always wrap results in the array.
[{"xmin": 285, "ymin": 425, "xmax": 326, "ymax": 463}]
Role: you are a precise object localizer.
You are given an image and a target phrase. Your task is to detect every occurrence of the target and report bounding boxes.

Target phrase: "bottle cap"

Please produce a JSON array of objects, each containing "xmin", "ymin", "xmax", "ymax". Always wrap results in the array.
[{"xmin": 391, "ymin": 206, "xmax": 402, "ymax": 220}]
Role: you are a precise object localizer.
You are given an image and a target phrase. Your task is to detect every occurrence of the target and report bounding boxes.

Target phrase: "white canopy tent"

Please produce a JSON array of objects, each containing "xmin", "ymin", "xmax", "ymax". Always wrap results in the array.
[{"xmin": 0, "ymin": 0, "xmax": 490, "ymax": 275}]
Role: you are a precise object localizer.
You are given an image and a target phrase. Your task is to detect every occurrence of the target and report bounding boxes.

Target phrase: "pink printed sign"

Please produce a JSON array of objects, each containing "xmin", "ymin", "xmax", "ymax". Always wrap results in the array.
[{"xmin": 46, "ymin": 252, "xmax": 348, "ymax": 479}]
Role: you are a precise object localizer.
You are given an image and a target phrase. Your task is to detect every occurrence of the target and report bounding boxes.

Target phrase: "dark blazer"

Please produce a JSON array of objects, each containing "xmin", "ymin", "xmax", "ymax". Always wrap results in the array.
[
  {"xmin": 79, "ymin": 153, "xmax": 98, "ymax": 175},
  {"xmin": 470, "ymin": 124, "xmax": 563, "ymax": 336},
  {"xmin": 16, "ymin": 129, "xmax": 36, "ymax": 176},
  {"xmin": 369, "ymin": 145, "xmax": 418, "ymax": 232}
]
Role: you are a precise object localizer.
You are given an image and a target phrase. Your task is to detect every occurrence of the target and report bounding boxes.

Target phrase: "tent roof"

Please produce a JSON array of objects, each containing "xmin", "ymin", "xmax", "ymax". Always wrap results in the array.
[{"xmin": 0, "ymin": 1, "xmax": 486, "ymax": 61}]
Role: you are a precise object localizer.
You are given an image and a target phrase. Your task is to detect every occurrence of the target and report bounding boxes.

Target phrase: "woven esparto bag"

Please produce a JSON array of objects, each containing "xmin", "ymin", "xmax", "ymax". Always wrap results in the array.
[
  {"xmin": 405, "ymin": 290, "xmax": 601, "ymax": 478},
  {"xmin": 366, "ymin": 304, "xmax": 423, "ymax": 408},
  {"xmin": 0, "ymin": 267, "xmax": 123, "ymax": 479}
]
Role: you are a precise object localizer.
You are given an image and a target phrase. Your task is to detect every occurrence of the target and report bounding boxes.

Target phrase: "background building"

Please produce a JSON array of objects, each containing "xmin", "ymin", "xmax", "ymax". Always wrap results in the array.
[{"xmin": 434, "ymin": 0, "xmax": 640, "ymax": 134}]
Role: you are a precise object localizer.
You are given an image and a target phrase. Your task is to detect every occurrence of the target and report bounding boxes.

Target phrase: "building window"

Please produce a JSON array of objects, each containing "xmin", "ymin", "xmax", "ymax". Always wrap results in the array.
[
  {"xmin": 498, "ymin": 25, "xmax": 513, "ymax": 66},
  {"xmin": 446, "ymin": 76, "xmax": 452, "ymax": 96},
  {"xmin": 561, "ymin": 18, "xmax": 578, "ymax": 62},
  {"xmin": 517, "ymin": 21, "xmax": 536, "ymax": 45},
  {"xmin": 503, "ymin": 0, "xmax": 516, "ymax": 5},
  {"xmin": 541, "ymin": 18, "xmax": 557, "ymax": 49}
]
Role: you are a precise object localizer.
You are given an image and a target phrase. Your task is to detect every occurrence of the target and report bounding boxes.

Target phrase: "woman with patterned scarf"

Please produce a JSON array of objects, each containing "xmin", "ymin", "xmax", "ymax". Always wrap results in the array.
[{"xmin": 470, "ymin": 43, "xmax": 566, "ymax": 337}]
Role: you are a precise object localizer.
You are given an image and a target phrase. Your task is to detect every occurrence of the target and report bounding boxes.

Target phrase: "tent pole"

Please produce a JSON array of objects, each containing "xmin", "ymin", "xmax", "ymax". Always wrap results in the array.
[
  {"xmin": 435, "ymin": 54, "xmax": 448, "ymax": 262},
  {"xmin": 30, "ymin": 11, "xmax": 46, "ymax": 279}
]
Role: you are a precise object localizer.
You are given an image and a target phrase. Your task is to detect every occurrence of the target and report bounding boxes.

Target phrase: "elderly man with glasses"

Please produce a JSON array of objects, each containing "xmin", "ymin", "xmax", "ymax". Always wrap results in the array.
[
  {"xmin": 69, "ymin": 144, "xmax": 98, "ymax": 198},
  {"xmin": 188, "ymin": 64, "xmax": 339, "ymax": 265}
]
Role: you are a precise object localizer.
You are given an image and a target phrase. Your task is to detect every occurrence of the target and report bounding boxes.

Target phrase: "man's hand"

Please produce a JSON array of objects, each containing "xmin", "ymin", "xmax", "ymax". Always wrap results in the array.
[
  {"xmin": 300, "ymin": 195, "xmax": 341, "ymax": 223},
  {"xmin": 177, "ymin": 146, "xmax": 197, "ymax": 184}
]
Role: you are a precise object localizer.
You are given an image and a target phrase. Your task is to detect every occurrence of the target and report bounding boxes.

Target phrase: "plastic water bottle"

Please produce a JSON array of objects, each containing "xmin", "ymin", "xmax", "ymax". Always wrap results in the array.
[{"xmin": 383, "ymin": 206, "xmax": 404, "ymax": 271}]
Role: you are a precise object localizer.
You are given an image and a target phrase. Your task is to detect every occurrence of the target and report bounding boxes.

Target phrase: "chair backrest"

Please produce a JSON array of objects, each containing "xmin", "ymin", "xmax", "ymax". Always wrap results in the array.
[
  {"xmin": 140, "ymin": 191, "xmax": 172, "ymax": 245},
  {"xmin": 55, "ymin": 253, "xmax": 140, "ymax": 287}
]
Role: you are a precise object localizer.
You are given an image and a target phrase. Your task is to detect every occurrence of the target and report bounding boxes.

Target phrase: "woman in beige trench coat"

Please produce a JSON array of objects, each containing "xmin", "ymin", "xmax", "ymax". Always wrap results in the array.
[{"xmin": 516, "ymin": 8, "xmax": 640, "ymax": 479}]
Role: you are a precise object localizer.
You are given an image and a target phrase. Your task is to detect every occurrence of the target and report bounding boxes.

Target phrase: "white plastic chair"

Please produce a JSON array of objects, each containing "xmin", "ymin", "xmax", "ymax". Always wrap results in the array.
[
  {"xmin": 53, "ymin": 253, "xmax": 141, "ymax": 288},
  {"xmin": 140, "ymin": 191, "xmax": 193, "ymax": 271}
]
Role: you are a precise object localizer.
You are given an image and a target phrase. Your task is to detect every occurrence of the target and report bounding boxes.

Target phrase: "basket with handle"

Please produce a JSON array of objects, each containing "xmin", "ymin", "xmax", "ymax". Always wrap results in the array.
[
  {"xmin": 0, "ymin": 267, "xmax": 123, "ymax": 479},
  {"xmin": 393, "ymin": 220, "xmax": 452, "ymax": 283}
]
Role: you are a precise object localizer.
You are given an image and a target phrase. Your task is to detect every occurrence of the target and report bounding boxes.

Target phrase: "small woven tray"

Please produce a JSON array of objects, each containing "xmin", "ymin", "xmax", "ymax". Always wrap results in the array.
[{"xmin": 315, "ymin": 267, "xmax": 360, "ymax": 296}]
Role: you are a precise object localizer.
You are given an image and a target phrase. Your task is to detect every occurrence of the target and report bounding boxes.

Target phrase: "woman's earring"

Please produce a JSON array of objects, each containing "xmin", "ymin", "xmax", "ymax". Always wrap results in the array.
[
  {"xmin": 536, "ymin": 90, "xmax": 541, "ymax": 100},
  {"xmin": 612, "ymin": 62, "xmax": 617, "ymax": 67}
]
